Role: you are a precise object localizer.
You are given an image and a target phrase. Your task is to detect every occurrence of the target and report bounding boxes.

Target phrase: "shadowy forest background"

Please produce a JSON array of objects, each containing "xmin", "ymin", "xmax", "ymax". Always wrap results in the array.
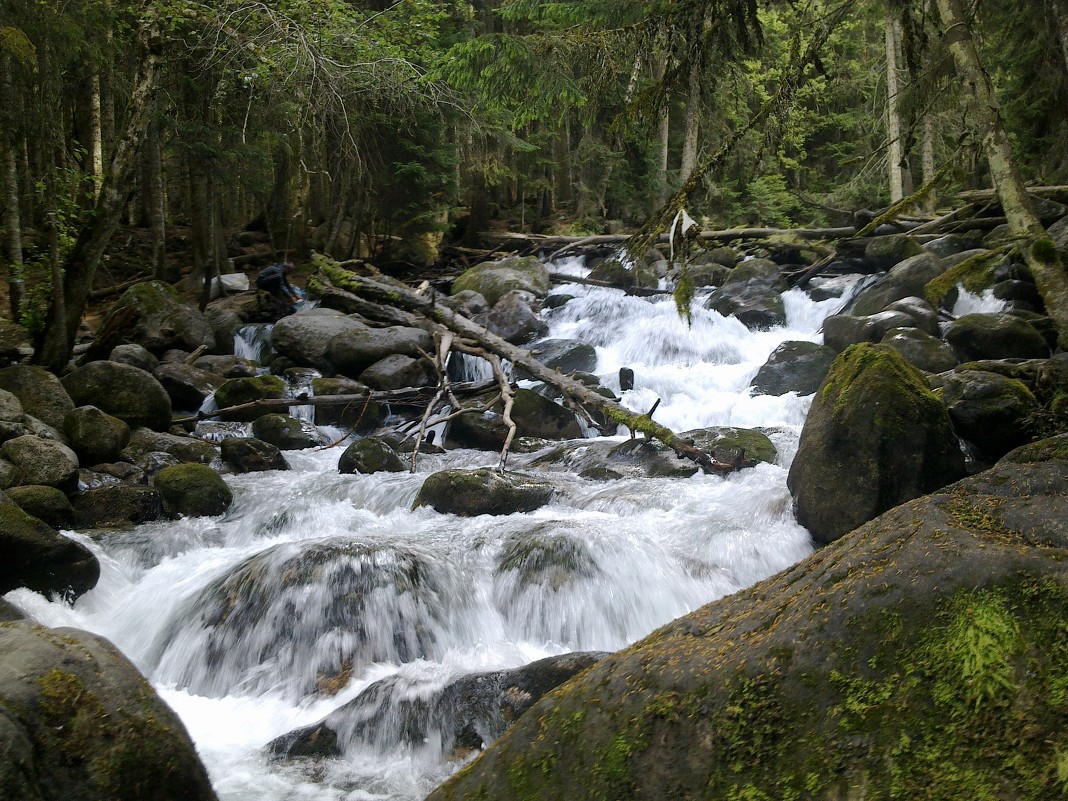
[{"xmin": 3, "ymin": 0, "xmax": 1068, "ymax": 367}]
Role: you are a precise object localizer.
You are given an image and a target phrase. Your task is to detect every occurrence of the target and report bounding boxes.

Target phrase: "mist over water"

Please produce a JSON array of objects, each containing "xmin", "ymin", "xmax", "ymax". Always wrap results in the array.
[{"xmin": 7, "ymin": 256, "xmax": 862, "ymax": 801}]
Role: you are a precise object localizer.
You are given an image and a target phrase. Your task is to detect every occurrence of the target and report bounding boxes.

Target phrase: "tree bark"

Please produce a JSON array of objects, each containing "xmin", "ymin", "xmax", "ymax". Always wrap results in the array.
[
  {"xmin": 145, "ymin": 120, "xmax": 167, "ymax": 280},
  {"xmin": 1, "ymin": 55, "xmax": 23, "ymax": 317},
  {"xmin": 885, "ymin": 13, "xmax": 905, "ymax": 204},
  {"xmin": 1050, "ymin": 0, "xmax": 1068, "ymax": 75},
  {"xmin": 36, "ymin": 15, "xmax": 164, "ymax": 369},
  {"xmin": 89, "ymin": 66, "xmax": 104, "ymax": 199},
  {"xmin": 680, "ymin": 62, "xmax": 701, "ymax": 184},
  {"xmin": 921, "ymin": 114, "xmax": 937, "ymax": 214}
]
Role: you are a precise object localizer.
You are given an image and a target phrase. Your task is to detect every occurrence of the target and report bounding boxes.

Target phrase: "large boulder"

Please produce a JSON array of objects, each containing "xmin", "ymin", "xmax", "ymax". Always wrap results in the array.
[
  {"xmin": 0, "ymin": 365, "xmax": 75, "ymax": 431},
  {"xmin": 822, "ymin": 310, "xmax": 917, "ymax": 352},
  {"xmin": 212, "ymin": 374, "xmax": 287, "ymax": 422},
  {"xmin": 153, "ymin": 464, "xmax": 233, "ymax": 518},
  {"xmin": 414, "ymin": 467, "xmax": 555, "ymax": 516},
  {"xmin": 428, "ymin": 441, "xmax": 1068, "ymax": 801},
  {"xmin": 220, "ymin": 437, "xmax": 289, "ymax": 473},
  {"xmin": 706, "ymin": 258, "xmax": 787, "ymax": 329},
  {"xmin": 863, "ymin": 233, "xmax": 924, "ymax": 270},
  {"xmin": 63, "ymin": 406, "xmax": 131, "ymax": 465},
  {"xmin": 944, "ymin": 312, "xmax": 1050, "ymax": 362},
  {"xmin": 851, "ymin": 251, "xmax": 945, "ymax": 316},
  {"xmin": 787, "ymin": 344, "xmax": 965, "ymax": 544},
  {"xmin": 153, "ymin": 363, "xmax": 225, "ymax": 412},
  {"xmin": 526, "ymin": 338, "xmax": 598, "ymax": 375},
  {"xmin": 71, "ymin": 485, "xmax": 165, "ymax": 528},
  {"xmin": 324, "ymin": 324, "xmax": 433, "ymax": 378},
  {"xmin": 1, "ymin": 435, "xmax": 79, "ymax": 490},
  {"xmin": 122, "ymin": 428, "xmax": 218, "ymax": 465},
  {"xmin": 451, "ymin": 256, "xmax": 551, "ymax": 306},
  {"xmin": 940, "ymin": 369, "xmax": 1040, "ymax": 461},
  {"xmin": 338, "ymin": 437, "xmax": 406, "ymax": 474},
  {"xmin": 750, "ymin": 341, "xmax": 836, "ymax": 396},
  {"xmin": 109, "ymin": 343, "xmax": 160, "ymax": 372},
  {"xmin": 250, "ymin": 413, "xmax": 322, "ymax": 450},
  {"xmin": 91, "ymin": 280, "xmax": 216, "ymax": 355},
  {"xmin": 269, "ymin": 652, "xmax": 607, "ymax": 760},
  {"xmin": 482, "ymin": 291, "xmax": 549, "ymax": 345},
  {"xmin": 0, "ymin": 622, "xmax": 218, "ymax": 801},
  {"xmin": 879, "ymin": 327, "xmax": 959, "ymax": 374},
  {"xmin": 4, "ymin": 485, "xmax": 74, "ymax": 530},
  {"xmin": 271, "ymin": 308, "xmax": 366, "ymax": 372},
  {"xmin": 309, "ymin": 376, "xmax": 382, "ymax": 431},
  {"xmin": 358, "ymin": 354, "xmax": 434, "ymax": 391},
  {"xmin": 0, "ymin": 495, "xmax": 98, "ymax": 598},
  {"xmin": 62, "ymin": 361, "xmax": 172, "ymax": 431}
]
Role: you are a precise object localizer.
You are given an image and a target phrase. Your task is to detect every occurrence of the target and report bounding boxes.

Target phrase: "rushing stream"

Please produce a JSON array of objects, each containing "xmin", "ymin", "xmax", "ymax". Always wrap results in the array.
[{"xmin": 10, "ymin": 257, "xmax": 864, "ymax": 800}]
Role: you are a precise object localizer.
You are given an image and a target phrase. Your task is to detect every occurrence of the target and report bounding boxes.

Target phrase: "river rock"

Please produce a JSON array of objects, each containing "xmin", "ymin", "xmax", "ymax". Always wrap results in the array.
[
  {"xmin": 213, "ymin": 374, "xmax": 287, "ymax": 421},
  {"xmin": 850, "ymin": 251, "xmax": 945, "ymax": 316},
  {"xmin": 440, "ymin": 289, "xmax": 489, "ymax": 318},
  {"xmin": 1, "ymin": 435, "xmax": 79, "ymax": 491},
  {"xmin": 338, "ymin": 437, "xmax": 406, "ymax": 474},
  {"xmin": 863, "ymin": 233, "xmax": 924, "ymax": 270},
  {"xmin": 204, "ymin": 306, "xmax": 241, "ymax": 355},
  {"xmin": 940, "ymin": 369, "xmax": 1040, "ymax": 461},
  {"xmin": 495, "ymin": 525, "xmax": 598, "ymax": 594},
  {"xmin": 251, "ymin": 413, "xmax": 322, "ymax": 450},
  {"xmin": 883, "ymin": 296, "xmax": 941, "ymax": 335},
  {"xmin": 787, "ymin": 343, "xmax": 965, "ymax": 545},
  {"xmin": 194, "ymin": 354, "xmax": 258, "ymax": 378},
  {"xmin": 427, "ymin": 439, "xmax": 1068, "ymax": 801},
  {"xmin": 706, "ymin": 258, "xmax": 787, "ymax": 329},
  {"xmin": 684, "ymin": 427, "xmax": 778, "ymax": 466},
  {"xmin": 309, "ymin": 376, "xmax": 382, "ymax": 431},
  {"xmin": 154, "ymin": 463, "xmax": 233, "ymax": 518},
  {"xmin": 71, "ymin": 485, "xmax": 165, "ymax": 528},
  {"xmin": 62, "ymin": 361, "xmax": 172, "ymax": 431},
  {"xmin": 359, "ymin": 354, "xmax": 435, "ymax": 391},
  {"xmin": 451, "ymin": 256, "xmax": 551, "ymax": 306},
  {"xmin": 750, "ymin": 341, "xmax": 836, "ymax": 396},
  {"xmin": 92, "ymin": 280, "xmax": 217, "ymax": 355},
  {"xmin": 324, "ymin": 323, "xmax": 433, "ymax": 378},
  {"xmin": 822, "ymin": 310, "xmax": 919, "ymax": 352},
  {"xmin": 0, "ymin": 494, "xmax": 98, "ymax": 598},
  {"xmin": 447, "ymin": 390, "xmax": 582, "ymax": 449},
  {"xmin": 0, "ymin": 622, "xmax": 218, "ymax": 801},
  {"xmin": 270, "ymin": 651, "xmax": 607, "ymax": 760},
  {"xmin": 123, "ymin": 427, "xmax": 218, "ymax": 465},
  {"xmin": 921, "ymin": 233, "xmax": 983, "ymax": 259},
  {"xmin": 944, "ymin": 312, "xmax": 1050, "ymax": 361},
  {"xmin": 63, "ymin": 406, "xmax": 131, "ymax": 465},
  {"xmin": 528, "ymin": 338, "xmax": 598, "ymax": 375},
  {"xmin": 482, "ymin": 291, "xmax": 549, "ymax": 344},
  {"xmin": 4, "ymin": 485, "xmax": 74, "ymax": 530},
  {"xmin": 0, "ymin": 388, "xmax": 23, "ymax": 422},
  {"xmin": 587, "ymin": 259, "xmax": 658, "ymax": 289},
  {"xmin": 220, "ymin": 437, "xmax": 289, "ymax": 473},
  {"xmin": 879, "ymin": 327, "xmax": 959, "ymax": 373},
  {"xmin": 154, "ymin": 363, "xmax": 225, "ymax": 412},
  {"xmin": 530, "ymin": 438, "xmax": 696, "ymax": 479},
  {"xmin": 0, "ymin": 365, "xmax": 75, "ymax": 431},
  {"xmin": 414, "ymin": 467, "xmax": 555, "ymax": 516},
  {"xmin": 272, "ymin": 308, "xmax": 366, "ymax": 372},
  {"xmin": 109, "ymin": 343, "xmax": 160, "ymax": 372}
]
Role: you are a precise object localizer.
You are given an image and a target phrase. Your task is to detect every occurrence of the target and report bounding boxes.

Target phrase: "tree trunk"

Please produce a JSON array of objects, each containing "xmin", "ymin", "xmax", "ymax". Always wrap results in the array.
[
  {"xmin": 935, "ymin": 0, "xmax": 1068, "ymax": 347},
  {"xmin": 680, "ymin": 63, "xmax": 701, "ymax": 184},
  {"xmin": 921, "ymin": 114, "xmax": 937, "ymax": 214},
  {"xmin": 1, "ymin": 55, "xmax": 23, "ymax": 317},
  {"xmin": 36, "ymin": 16, "xmax": 164, "ymax": 369},
  {"xmin": 885, "ymin": 12, "xmax": 905, "ymax": 204},
  {"xmin": 145, "ymin": 121, "xmax": 167, "ymax": 280},
  {"xmin": 89, "ymin": 66, "xmax": 104, "ymax": 199},
  {"xmin": 1050, "ymin": 0, "xmax": 1068, "ymax": 74}
]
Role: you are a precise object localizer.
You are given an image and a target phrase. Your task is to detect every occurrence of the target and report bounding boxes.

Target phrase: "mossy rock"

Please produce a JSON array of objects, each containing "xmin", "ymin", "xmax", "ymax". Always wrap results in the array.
[
  {"xmin": 71, "ymin": 485, "xmax": 165, "ymax": 529},
  {"xmin": 64, "ymin": 406, "xmax": 131, "ymax": 465},
  {"xmin": 220, "ymin": 437, "xmax": 289, "ymax": 473},
  {"xmin": 587, "ymin": 259, "xmax": 658, "ymax": 289},
  {"xmin": 153, "ymin": 463, "xmax": 233, "ymax": 518},
  {"xmin": 338, "ymin": 437, "xmax": 406, "ymax": 474},
  {"xmin": 428, "ymin": 448, "xmax": 1068, "ymax": 801},
  {"xmin": 788, "ymin": 343, "xmax": 965, "ymax": 544},
  {"xmin": 494, "ymin": 526, "xmax": 598, "ymax": 592},
  {"xmin": 5, "ymin": 485, "xmax": 74, "ymax": 530},
  {"xmin": 90, "ymin": 280, "xmax": 216, "ymax": 355},
  {"xmin": 0, "ymin": 365, "xmax": 75, "ymax": 431},
  {"xmin": 0, "ymin": 495, "xmax": 98, "ymax": 598},
  {"xmin": 414, "ymin": 467, "xmax": 555, "ymax": 516},
  {"xmin": 944, "ymin": 313, "xmax": 1050, "ymax": 362},
  {"xmin": 452, "ymin": 256, "xmax": 551, "ymax": 306},
  {"xmin": 0, "ymin": 622, "xmax": 217, "ymax": 801},
  {"xmin": 863, "ymin": 233, "xmax": 924, "ymax": 270},
  {"xmin": 250, "ymin": 414, "xmax": 322, "ymax": 450},
  {"xmin": 682, "ymin": 426, "xmax": 777, "ymax": 466},
  {"xmin": 213, "ymin": 375, "xmax": 287, "ymax": 422},
  {"xmin": 1, "ymin": 434, "xmax": 80, "ymax": 491},
  {"xmin": 122, "ymin": 428, "xmax": 218, "ymax": 465},
  {"xmin": 309, "ymin": 377, "xmax": 382, "ymax": 432},
  {"xmin": 941, "ymin": 370, "xmax": 1040, "ymax": 460},
  {"xmin": 61, "ymin": 361, "xmax": 172, "ymax": 432},
  {"xmin": 923, "ymin": 249, "xmax": 1004, "ymax": 308}
]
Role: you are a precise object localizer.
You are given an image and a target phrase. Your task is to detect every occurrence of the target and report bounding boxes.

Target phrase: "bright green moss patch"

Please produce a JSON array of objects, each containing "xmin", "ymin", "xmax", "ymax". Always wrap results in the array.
[{"xmin": 924, "ymin": 249, "xmax": 1005, "ymax": 307}]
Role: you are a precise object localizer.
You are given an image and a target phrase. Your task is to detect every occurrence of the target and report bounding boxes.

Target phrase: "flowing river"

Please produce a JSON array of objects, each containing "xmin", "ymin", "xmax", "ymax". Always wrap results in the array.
[{"xmin": 9, "ymin": 257, "xmax": 862, "ymax": 800}]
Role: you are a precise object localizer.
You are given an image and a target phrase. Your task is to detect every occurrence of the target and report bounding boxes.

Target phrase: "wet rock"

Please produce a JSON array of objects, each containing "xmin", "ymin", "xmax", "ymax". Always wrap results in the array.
[
  {"xmin": 4, "ymin": 485, "xmax": 74, "ymax": 530},
  {"xmin": 251, "ymin": 413, "xmax": 322, "ymax": 450},
  {"xmin": 271, "ymin": 308, "xmax": 366, "ymax": 373},
  {"xmin": 451, "ymin": 256, "xmax": 551, "ymax": 305},
  {"xmin": 440, "ymin": 289, "xmax": 490, "ymax": 318},
  {"xmin": 850, "ymin": 252, "xmax": 944, "ymax": 316},
  {"xmin": 863, "ymin": 233, "xmax": 924, "ymax": 270},
  {"xmin": 154, "ymin": 463, "xmax": 233, "ymax": 518},
  {"xmin": 63, "ymin": 406, "xmax": 131, "ymax": 465},
  {"xmin": 941, "ymin": 369, "xmax": 1040, "ymax": 461},
  {"xmin": 944, "ymin": 312, "xmax": 1050, "ymax": 362},
  {"xmin": 220, "ymin": 437, "xmax": 289, "ymax": 473},
  {"xmin": 338, "ymin": 437, "xmax": 406, "ymax": 474},
  {"xmin": 706, "ymin": 259, "xmax": 787, "ymax": 329},
  {"xmin": 587, "ymin": 259, "xmax": 658, "ymax": 289},
  {"xmin": 822, "ymin": 310, "xmax": 916, "ymax": 352},
  {"xmin": 0, "ymin": 494, "xmax": 98, "ymax": 598},
  {"xmin": 213, "ymin": 375, "xmax": 287, "ymax": 421},
  {"xmin": 62, "ymin": 361, "xmax": 172, "ymax": 431},
  {"xmin": 193, "ymin": 354, "xmax": 258, "ymax": 378},
  {"xmin": 154, "ymin": 363, "xmax": 225, "ymax": 412},
  {"xmin": 530, "ymin": 439, "xmax": 697, "ymax": 479},
  {"xmin": 788, "ymin": 344, "xmax": 965, "ymax": 545},
  {"xmin": 123, "ymin": 428, "xmax": 218, "ymax": 465},
  {"xmin": 683, "ymin": 427, "xmax": 778, "ymax": 466},
  {"xmin": 359, "ymin": 354, "xmax": 435, "ymax": 391},
  {"xmin": 0, "ymin": 622, "xmax": 218, "ymax": 801},
  {"xmin": 1, "ymin": 435, "xmax": 79, "ymax": 491},
  {"xmin": 325, "ymin": 323, "xmax": 434, "ymax": 378},
  {"xmin": 482, "ymin": 291, "xmax": 549, "ymax": 344},
  {"xmin": 71, "ymin": 485, "xmax": 164, "ymax": 528},
  {"xmin": 447, "ymin": 390, "xmax": 582, "ymax": 449},
  {"xmin": 0, "ymin": 365, "xmax": 75, "ymax": 431},
  {"xmin": 495, "ymin": 526, "xmax": 598, "ymax": 593},
  {"xmin": 91, "ymin": 281, "xmax": 217, "ymax": 356},
  {"xmin": 414, "ymin": 467, "xmax": 555, "ymax": 516},
  {"xmin": 750, "ymin": 341, "xmax": 836, "ymax": 396},
  {"xmin": 110, "ymin": 343, "xmax": 160, "ymax": 372},
  {"xmin": 309, "ymin": 376, "xmax": 382, "ymax": 431},
  {"xmin": 134, "ymin": 451, "xmax": 180, "ymax": 482},
  {"xmin": 526, "ymin": 339, "xmax": 598, "ymax": 375},
  {"xmin": 879, "ymin": 328, "xmax": 958, "ymax": 374}
]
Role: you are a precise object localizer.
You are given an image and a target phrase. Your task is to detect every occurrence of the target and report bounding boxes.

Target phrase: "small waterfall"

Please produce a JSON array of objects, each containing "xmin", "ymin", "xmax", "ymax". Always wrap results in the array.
[
  {"xmin": 952, "ymin": 285, "xmax": 1009, "ymax": 316},
  {"xmin": 234, "ymin": 324, "xmax": 273, "ymax": 363}
]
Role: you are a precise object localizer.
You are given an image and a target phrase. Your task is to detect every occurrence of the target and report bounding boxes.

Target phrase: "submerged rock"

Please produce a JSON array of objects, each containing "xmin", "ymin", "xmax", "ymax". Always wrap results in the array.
[
  {"xmin": 338, "ymin": 437, "xmax": 406, "ymax": 474},
  {"xmin": 750, "ymin": 341, "xmax": 836, "ymax": 396}
]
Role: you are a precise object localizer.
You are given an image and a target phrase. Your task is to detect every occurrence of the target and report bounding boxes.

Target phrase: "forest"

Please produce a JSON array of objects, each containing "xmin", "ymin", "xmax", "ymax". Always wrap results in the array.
[{"xmin": 3, "ymin": 0, "xmax": 1068, "ymax": 364}]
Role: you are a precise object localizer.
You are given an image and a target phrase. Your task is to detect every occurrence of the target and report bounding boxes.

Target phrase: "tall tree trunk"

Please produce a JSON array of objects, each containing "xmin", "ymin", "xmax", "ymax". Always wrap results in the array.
[
  {"xmin": 1, "ymin": 55, "xmax": 23, "ymax": 317},
  {"xmin": 885, "ymin": 12, "xmax": 905, "ymax": 203},
  {"xmin": 1050, "ymin": 0, "xmax": 1068, "ymax": 74},
  {"xmin": 653, "ymin": 53, "xmax": 670, "ymax": 212},
  {"xmin": 36, "ymin": 16, "xmax": 164, "ymax": 369},
  {"xmin": 921, "ymin": 114, "xmax": 937, "ymax": 214},
  {"xmin": 680, "ymin": 63, "xmax": 701, "ymax": 184},
  {"xmin": 145, "ymin": 120, "xmax": 167, "ymax": 280},
  {"xmin": 89, "ymin": 66, "xmax": 104, "ymax": 199},
  {"xmin": 935, "ymin": 0, "xmax": 1068, "ymax": 346}
]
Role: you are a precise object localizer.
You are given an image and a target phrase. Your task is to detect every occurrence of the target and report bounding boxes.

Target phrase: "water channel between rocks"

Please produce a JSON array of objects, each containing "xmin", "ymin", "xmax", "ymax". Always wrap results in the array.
[{"xmin": 14, "ymin": 258, "xmax": 877, "ymax": 800}]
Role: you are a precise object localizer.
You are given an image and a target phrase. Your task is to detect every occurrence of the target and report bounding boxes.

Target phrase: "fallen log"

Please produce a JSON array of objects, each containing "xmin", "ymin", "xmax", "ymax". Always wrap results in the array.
[
  {"xmin": 547, "ymin": 272, "xmax": 672, "ymax": 296},
  {"xmin": 318, "ymin": 260, "xmax": 748, "ymax": 474}
]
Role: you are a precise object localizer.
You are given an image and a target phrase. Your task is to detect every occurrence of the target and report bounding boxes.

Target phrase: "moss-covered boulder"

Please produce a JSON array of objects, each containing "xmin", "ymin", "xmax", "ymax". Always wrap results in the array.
[
  {"xmin": 880, "ymin": 327, "xmax": 959, "ymax": 373},
  {"xmin": 851, "ymin": 251, "xmax": 945, "ymax": 316},
  {"xmin": 414, "ymin": 467, "xmax": 555, "ymax": 516},
  {"xmin": 587, "ymin": 259, "xmax": 658, "ymax": 289},
  {"xmin": 358, "ymin": 354, "xmax": 434, "ymax": 391},
  {"xmin": 1, "ymin": 435, "xmax": 79, "ymax": 491},
  {"xmin": 213, "ymin": 374, "xmax": 286, "ymax": 421},
  {"xmin": 0, "ymin": 365, "xmax": 75, "ymax": 431},
  {"xmin": 683, "ymin": 426, "xmax": 778, "ymax": 466},
  {"xmin": 153, "ymin": 362, "xmax": 225, "ymax": 412},
  {"xmin": 750, "ymin": 340, "xmax": 837, "ymax": 396},
  {"xmin": 0, "ymin": 622, "xmax": 218, "ymax": 801},
  {"xmin": 495, "ymin": 526, "xmax": 598, "ymax": 595},
  {"xmin": 269, "ymin": 651, "xmax": 606, "ymax": 760},
  {"xmin": 220, "ymin": 437, "xmax": 289, "ymax": 473},
  {"xmin": 5, "ymin": 485, "xmax": 74, "ymax": 530},
  {"xmin": 250, "ymin": 413, "xmax": 322, "ymax": 450},
  {"xmin": 941, "ymin": 369, "xmax": 1040, "ymax": 461},
  {"xmin": 0, "ymin": 495, "xmax": 98, "ymax": 598},
  {"xmin": 90, "ymin": 280, "xmax": 216, "ymax": 355},
  {"xmin": 428, "ymin": 441, "xmax": 1068, "ymax": 801},
  {"xmin": 706, "ymin": 258, "xmax": 787, "ymax": 329},
  {"xmin": 61, "ymin": 361, "xmax": 172, "ymax": 431},
  {"xmin": 154, "ymin": 464, "xmax": 232, "ymax": 518},
  {"xmin": 122, "ymin": 428, "xmax": 218, "ymax": 465},
  {"xmin": 338, "ymin": 437, "xmax": 406, "ymax": 474},
  {"xmin": 309, "ymin": 376, "xmax": 382, "ymax": 431},
  {"xmin": 451, "ymin": 256, "xmax": 552, "ymax": 306},
  {"xmin": 788, "ymin": 344, "xmax": 965, "ymax": 544},
  {"xmin": 71, "ymin": 485, "xmax": 165, "ymax": 529},
  {"xmin": 863, "ymin": 232, "xmax": 924, "ymax": 270},
  {"xmin": 944, "ymin": 312, "xmax": 1050, "ymax": 362},
  {"xmin": 63, "ymin": 406, "xmax": 131, "ymax": 465}
]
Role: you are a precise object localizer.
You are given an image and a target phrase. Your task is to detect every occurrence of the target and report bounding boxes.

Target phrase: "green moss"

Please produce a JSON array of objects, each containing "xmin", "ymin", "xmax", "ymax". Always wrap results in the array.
[
  {"xmin": 1031, "ymin": 237, "xmax": 1057, "ymax": 263},
  {"xmin": 819, "ymin": 343, "xmax": 935, "ymax": 419},
  {"xmin": 924, "ymin": 249, "xmax": 1005, "ymax": 306}
]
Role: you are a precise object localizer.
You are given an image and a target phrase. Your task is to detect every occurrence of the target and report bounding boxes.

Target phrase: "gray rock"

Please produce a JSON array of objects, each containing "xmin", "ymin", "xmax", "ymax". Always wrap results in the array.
[
  {"xmin": 359, "ymin": 354, "xmax": 434, "ymax": 391},
  {"xmin": 204, "ymin": 306, "xmax": 242, "ymax": 355},
  {"xmin": 272, "ymin": 308, "xmax": 367, "ymax": 372},
  {"xmin": 0, "ymin": 365, "xmax": 75, "ymax": 431},
  {"xmin": 110, "ymin": 343, "xmax": 160, "ymax": 372},
  {"xmin": 414, "ymin": 467, "xmax": 555, "ymax": 516},
  {"xmin": 751, "ymin": 341, "xmax": 836, "ymax": 396},
  {"xmin": 921, "ymin": 233, "xmax": 984, "ymax": 259},
  {"xmin": 0, "ymin": 388, "xmax": 24, "ymax": 422},
  {"xmin": 451, "ymin": 256, "xmax": 552, "ymax": 305},
  {"xmin": 822, "ymin": 310, "xmax": 916, "ymax": 352},
  {"xmin": 944, "ymin": 313, "xmax": 1050, "ymax": 361},
  {"xmin": 706, "ymin": 259, "xmax": 787, "ymax": 329},
  {"xmin": 251, "ymin": 414, "xmax": 322, "ymax": 450},
  {"xmin": 527, "ymin": 339, "xmax": 598, "ymax": 375},
  {"xmin": 63, "ymin": 406, "xmax": 131, "ymax": 465},
  {"xmin": 941, "ymin": 369, "xmax": 1040, "ymax": 460},
  {"xmin": 338, "ymin": 437, "xmax": 406, "ymax": 474},
  {"xmin": 850, "ymin": 252, "xmax": 945, "ymax": 316},
  {"xmin": 194, "ymin": 354, "xmax": 258, "ymax": 378},
  {"xmin": 863, "ymin": 233, "xmax": 924, "ymax": 270},
  {"xmin": 220, "ymin": 437, "xmax": 289, "ymax": 473},
  {"xmin": 62, "ymin": 360, "xmax": 172, "ymax": 431},
  {"xmin": 0, "ymin": 494, "xmax": 98, "ymax": 598},
  {"xmin": 309, "ymin": 377, "xmax": 382, "ymax": 431},
  {"xmin": 879, "ymin": 328, "xmax": 959, "ymax": 373},
  {"xmin": 440, "ymin": 290, "xmax": 490, "ymax": 318},
  {"xmin": 483, "ymin": 291, "xmax": 549, "ymax": 345},
  {"xmin": 1, "ymin": 435, "xmax": 79, "ymax": 490},
  {"xmin": 325, "ymin": 323, "xmax": 433, "ymax": 378},
  {"xmin": 122, "ymin": 427, "xmax": 218, "ymax": 465},
  {"xmin": 883, "ymin": 296, "xmax": 941, "ymax": 336}
]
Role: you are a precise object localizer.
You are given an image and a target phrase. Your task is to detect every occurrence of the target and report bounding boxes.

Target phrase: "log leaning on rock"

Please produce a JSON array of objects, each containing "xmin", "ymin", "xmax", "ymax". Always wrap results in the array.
[{"xmin": 317, "ymin": 261, "xmax": 746, "ymax": 474}]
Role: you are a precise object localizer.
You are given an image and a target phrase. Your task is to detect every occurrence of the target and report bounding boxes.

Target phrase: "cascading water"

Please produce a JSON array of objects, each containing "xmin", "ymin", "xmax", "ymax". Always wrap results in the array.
[{"xmin": 7, "ymin": 256, "xmax": 861, "ymax": 801}]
